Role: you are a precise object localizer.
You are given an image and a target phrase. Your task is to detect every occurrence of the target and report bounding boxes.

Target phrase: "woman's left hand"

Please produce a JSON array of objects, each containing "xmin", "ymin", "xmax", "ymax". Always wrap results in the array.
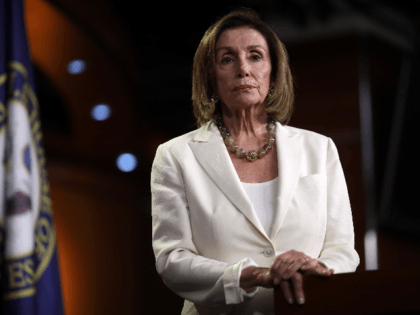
[{"xmin": 270, "ymin": 250, "xmax": 334, "ymax": 284}]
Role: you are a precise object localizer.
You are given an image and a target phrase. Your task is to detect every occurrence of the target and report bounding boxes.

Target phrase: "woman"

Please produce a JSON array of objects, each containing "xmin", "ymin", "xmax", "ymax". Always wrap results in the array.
[{"xmin": 151, "ymin": 8, "xmax": 359, "ymax": 315}]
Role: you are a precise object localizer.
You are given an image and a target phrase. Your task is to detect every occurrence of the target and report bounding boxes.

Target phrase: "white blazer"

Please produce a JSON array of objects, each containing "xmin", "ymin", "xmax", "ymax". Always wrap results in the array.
[{"xmin": 151, "ymin": 120, "xmax": 360, "ymax": 315}]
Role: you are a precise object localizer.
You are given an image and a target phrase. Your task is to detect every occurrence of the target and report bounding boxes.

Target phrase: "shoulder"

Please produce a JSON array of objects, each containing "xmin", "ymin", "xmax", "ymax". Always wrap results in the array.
[
  {"xmin": 282, "ymin": 124, "xmax": 341, "ymax": 163},
  {"xmin": 281, "ymin": 123, "xmax": 337, "ymax": 156},
  {"xmin": 153, "ymin": 123, "xmax": 208, "ymax": 163},
  {"xmin": 282, "ymin": 124, "xmax": 330, "ymax": 142},
  {"xmin": 160, "ymin": 129, "xmax": 199, "ymax": 149}
]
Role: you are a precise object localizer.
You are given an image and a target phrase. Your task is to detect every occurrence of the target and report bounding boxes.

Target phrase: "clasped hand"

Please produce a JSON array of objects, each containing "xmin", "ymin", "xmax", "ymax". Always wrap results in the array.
[{"xmin": 241, "ymin": 250, "xmax": 334, "ymax": 305}]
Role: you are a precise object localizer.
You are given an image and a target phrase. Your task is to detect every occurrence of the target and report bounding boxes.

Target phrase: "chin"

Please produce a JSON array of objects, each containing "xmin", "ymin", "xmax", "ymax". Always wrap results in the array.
[{"xmin": 232, "ymin": 96, "xmax": 262, "ymax": 108}]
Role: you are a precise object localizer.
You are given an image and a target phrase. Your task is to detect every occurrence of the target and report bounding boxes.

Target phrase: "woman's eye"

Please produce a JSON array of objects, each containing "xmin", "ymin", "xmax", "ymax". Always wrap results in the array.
[
  {"xmin": 251, "ymin": 55, "xmax": 262, "ymax": 61},
  {"xmin": 221, "ymin": 57, "xmax": 233, "ymax": 64}
]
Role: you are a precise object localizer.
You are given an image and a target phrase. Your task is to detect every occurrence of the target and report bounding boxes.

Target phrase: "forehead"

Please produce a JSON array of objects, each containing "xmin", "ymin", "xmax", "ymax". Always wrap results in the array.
[{"xmin": 216, "ymin": 26, "xmax": 268, "ymax": 49}]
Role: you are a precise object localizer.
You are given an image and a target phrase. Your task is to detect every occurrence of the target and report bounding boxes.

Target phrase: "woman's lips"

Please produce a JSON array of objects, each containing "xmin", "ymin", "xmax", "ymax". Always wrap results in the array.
[{"xmin": 233, "ymin": 85, "xmax": 254, "ymax": 91}]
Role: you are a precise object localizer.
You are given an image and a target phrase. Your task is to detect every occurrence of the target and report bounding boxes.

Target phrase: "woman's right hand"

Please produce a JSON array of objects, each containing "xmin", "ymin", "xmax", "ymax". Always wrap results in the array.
[{"xmin": 243, "ymin": 267, "xmax": 307, "ymax": 304}]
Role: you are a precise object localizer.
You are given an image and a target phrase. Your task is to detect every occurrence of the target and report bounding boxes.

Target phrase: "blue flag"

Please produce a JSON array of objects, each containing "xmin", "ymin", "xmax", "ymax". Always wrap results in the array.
[{"xmin": 0, "ymin": 0, "xmax": 65, "ymax": 314}]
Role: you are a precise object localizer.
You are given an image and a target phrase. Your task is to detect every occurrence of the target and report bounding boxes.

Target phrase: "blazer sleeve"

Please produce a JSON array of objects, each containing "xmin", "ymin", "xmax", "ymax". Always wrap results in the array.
[
  {"xmin": 317, "ymin": 138, "xmax": 360, "ymax": 273},
  {"xmin": 151, "ymin": 144, "xmax": 260, "ymax": 306}
]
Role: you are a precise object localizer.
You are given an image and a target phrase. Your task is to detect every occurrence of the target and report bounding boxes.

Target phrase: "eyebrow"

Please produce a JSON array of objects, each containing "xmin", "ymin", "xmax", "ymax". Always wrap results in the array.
[{"xmin": 215, "ymin": 45, "xmax": 266, "ymax": 54}]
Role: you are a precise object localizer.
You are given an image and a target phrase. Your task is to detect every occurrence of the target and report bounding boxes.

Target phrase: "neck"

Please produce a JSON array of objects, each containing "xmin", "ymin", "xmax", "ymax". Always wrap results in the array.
[{"xmin": 220, "ymin": 102, "xmax": 268, "ymax": 141}]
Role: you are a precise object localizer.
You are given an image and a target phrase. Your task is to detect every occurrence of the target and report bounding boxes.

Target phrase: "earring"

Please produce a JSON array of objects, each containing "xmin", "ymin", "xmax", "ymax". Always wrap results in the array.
[
  {"xmin": 211, "ymin": 94, "xmax": 219, "ymax": 102},
  {"xmin": 267, "ymin": 86, "xmax": 274, "ymax": 98}
]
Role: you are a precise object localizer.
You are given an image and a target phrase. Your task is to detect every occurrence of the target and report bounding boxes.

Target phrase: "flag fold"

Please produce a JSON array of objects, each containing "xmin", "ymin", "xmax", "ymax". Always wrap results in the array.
[{"xmin": 0, "ymin": 0, "xmax": 64, "ymax": 314}]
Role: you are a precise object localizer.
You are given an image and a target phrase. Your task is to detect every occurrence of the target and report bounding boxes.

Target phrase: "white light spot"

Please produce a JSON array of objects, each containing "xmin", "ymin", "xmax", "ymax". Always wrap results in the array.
[
  {"xmin": 364, "ymin": 229, "xmax": 378, "ymax": 270},
  {"xmin": 117, "ymin": 153, "xmax": 137, "ymax": 172},
  {"xmin": 91, "ymin": 104, "xmax": 111, "ymax": 121},
  {"xmin": 67, "ymin": 60, "xmax": 86, "ymax": 74}
]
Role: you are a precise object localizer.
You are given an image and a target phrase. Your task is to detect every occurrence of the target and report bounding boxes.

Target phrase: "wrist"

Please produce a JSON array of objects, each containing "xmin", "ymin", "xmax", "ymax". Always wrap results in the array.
[
  {"xmin": 253, "ymin": 267, "xmax": 271, "ymax": 287},
  {"xmin": 240, "ymin": 266, "xmax": 259, "ymax": 292}
]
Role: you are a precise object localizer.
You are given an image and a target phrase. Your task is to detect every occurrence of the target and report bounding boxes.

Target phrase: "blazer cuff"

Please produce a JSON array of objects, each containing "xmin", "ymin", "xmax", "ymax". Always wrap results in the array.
[{"xmin": 223, "ymin": 257, "xmax": 260, "ymax": 305}]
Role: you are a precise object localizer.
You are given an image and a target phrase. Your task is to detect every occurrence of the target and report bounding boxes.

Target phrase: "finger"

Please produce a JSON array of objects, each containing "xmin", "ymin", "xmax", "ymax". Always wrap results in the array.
[
  {"xmin": 278, "ymin": 253, "xmax": 302, "ymax": 280},
  {"xmin": 301, "ymin": 259, "xmax": 331, "ymax": 276},
  {"xmin": 312, "ymin": 264, "xmax": 333, "ymax": 277},
  {"xmin": 300, "ymin": 258, "xmax": 318, "ymax": 272},
  {"xmin": 283, "ymin": 256, "xmax": 307, "ymax": 280},
  {"xmin": 272, "ymin": 256, "xmax": 295, "ymax": 283},
  {"xmin": 271, "ymin": 250, "xmax": 299, "ymax": 277},
  {"xmin": 282, "ymin": 253, "xmax": 309, "ymax": 279},
  {"xmin": 277, "ymin": 260, "xmax": 293, "ymax": 282},
  {"xmin": 279, "ymin": 280, "xmax": 294, "ymax": 304},
  {"xmin": 272, "ymin": 252, "xmax": 307, "ymax": 282},
  {"xmin": 271, "ymin": 258, "xmax": 284, "ymax": 277},
  {"xmin": 300, "ymin": 262, "xmax": 315, "ymax": 277},
  {"xmin": 318, "ymin": 264, "xmax": 334, "ymax": 276},
  {"xmin": 299, "ymin": 257, "xmax": 313, "ymax": 275},
  {"xmin": 300, "ymin": 256, "xmax": 317, "ymax": 270},
  {"xmin": 271, "ymin": 259, "xmax": 286, "ymax": 284},
  {"xmin": 290, "ymin": 273, "xmax": 305, "ymax": 305}
]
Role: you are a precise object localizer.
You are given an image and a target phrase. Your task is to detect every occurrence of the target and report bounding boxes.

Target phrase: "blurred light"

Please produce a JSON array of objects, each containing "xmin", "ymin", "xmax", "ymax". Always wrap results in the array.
[
  {"xmin": 67, "ymin": 59, "xmax": 86, "ymax": 74},
  {"xmin": 116, "ymin": 153, "xmax": 137, "ymax": 172},
  {"xmin": 91, "ymin": 104, "xmax": 111, "ymax": 121},
  {"xmin": 364, "ymin": 229, "xmax": 378, "ymax": 270}
]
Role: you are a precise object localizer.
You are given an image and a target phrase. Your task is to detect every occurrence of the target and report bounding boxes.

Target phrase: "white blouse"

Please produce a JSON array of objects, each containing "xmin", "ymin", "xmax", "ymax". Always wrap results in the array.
[{"xmin": 241, "ymin": 177, "xmax": 279, "ymax": 237}]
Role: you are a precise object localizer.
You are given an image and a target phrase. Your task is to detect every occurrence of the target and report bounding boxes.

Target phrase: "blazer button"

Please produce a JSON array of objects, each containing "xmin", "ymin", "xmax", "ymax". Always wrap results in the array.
[{"xmin": 264, "ymin": 248, "xmax": 274, "ymax": 257}]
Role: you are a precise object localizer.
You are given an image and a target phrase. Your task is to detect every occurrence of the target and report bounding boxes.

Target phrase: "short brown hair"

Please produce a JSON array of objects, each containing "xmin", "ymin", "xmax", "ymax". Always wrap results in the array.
[{"xmin": 191, "ymin": 7, "xmax": 295, "ymax": 129}]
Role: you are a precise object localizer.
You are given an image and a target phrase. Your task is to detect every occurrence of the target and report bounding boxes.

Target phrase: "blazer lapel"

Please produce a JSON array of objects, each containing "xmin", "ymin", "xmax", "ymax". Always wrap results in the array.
[
  {"xmin": 270, "ymin": 122, "xmax": 302, "ymax": 240},
  {"xmin": 188, "ymin": 121, "xmax": 267, "ymax": 238},
  {"xmin": 188, "ymin": 120, "xmax": 302, "ymax": 242}
]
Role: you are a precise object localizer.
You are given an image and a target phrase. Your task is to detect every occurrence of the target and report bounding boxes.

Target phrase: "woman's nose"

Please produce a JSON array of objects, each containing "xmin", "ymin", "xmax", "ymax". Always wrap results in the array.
[{"xmin": 236, "ymin": 58, "xmax": 250, "ymax": 78}]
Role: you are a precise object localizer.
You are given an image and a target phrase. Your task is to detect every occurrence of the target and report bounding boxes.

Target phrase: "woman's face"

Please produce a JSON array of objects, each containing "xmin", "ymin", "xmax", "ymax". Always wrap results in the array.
[{"xmin": 215, "ymin": 26, "xmax": 272, "ymax": 113}]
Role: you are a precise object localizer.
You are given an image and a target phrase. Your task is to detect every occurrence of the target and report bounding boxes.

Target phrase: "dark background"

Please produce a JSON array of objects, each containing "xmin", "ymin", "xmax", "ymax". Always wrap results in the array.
[{"xmin": 23, "ymin": 0, "xmax": 420, "ymax": 313}]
